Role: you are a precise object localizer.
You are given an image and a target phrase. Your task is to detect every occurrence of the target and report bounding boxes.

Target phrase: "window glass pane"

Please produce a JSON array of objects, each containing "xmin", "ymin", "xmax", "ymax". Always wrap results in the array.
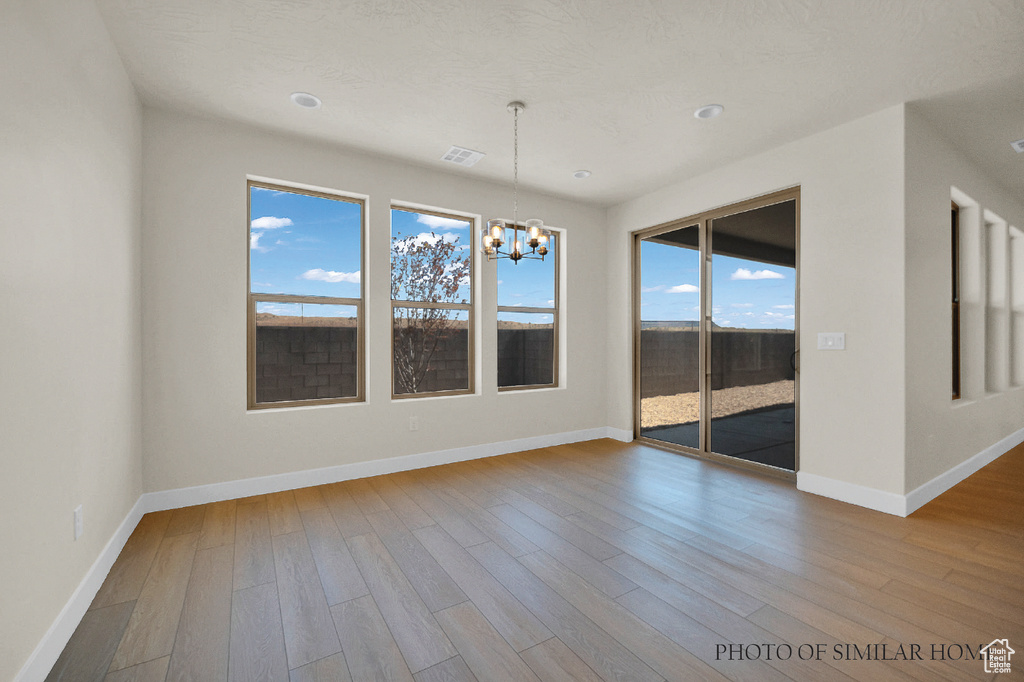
[
  {"xmin": 498, "ymin": 312, "xmax": 554, "ymax": 387},
  {"xmin": 496, "ymin": 232, "xmax": 556, "ymax": 308},
  {"xmin": 393, "ymin": 307, "xmax": 469, "ymax": 395},
  {"xmin": 638, "ymin": 227, "xmax": 700, "ymax": 449},
  {"xmin": 250, "ymin": 186, "xmax": 362, "ymax": 298},
  {"xmin": 709, "ymin": 201, "xmax": 796, "ymax": 471},
  {"xmin": 254, "ymin": 302, "xmax": 358, "ymax": 403},
  {"xmin": 391, "ymin": 208, "xmax": 471, "ymax": 303}
]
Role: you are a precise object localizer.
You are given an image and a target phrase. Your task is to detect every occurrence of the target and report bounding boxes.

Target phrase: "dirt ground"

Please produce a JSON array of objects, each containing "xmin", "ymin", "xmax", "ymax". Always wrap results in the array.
[{"xmin": 641, "ymin": 379, "xmax": 794, "ymax": 428}]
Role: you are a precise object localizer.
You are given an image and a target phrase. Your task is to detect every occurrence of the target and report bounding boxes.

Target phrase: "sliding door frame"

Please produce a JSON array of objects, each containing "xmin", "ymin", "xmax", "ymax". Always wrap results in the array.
[{"xmin": 632, "ymin": 186, "xmax": 800, "ymax": 481}]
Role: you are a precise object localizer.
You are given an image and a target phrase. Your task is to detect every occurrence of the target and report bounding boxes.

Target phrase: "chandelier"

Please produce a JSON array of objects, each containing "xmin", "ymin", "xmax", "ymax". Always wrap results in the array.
[{"xmin": 481, "ymin": 101, "xmax": 550, "ymax": 263}]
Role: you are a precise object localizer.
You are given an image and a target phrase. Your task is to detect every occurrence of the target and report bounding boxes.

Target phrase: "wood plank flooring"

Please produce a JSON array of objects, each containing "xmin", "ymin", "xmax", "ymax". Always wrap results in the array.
[{"xmin": 47, "ymin": 439, "xmax": 1024, "ymax": 681}]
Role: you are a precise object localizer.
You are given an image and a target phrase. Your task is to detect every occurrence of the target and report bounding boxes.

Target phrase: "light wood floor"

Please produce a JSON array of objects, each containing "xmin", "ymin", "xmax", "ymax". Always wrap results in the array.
[{"xmin": 47, "ymin": 439, "xmax": 1024, "ymax": 681}]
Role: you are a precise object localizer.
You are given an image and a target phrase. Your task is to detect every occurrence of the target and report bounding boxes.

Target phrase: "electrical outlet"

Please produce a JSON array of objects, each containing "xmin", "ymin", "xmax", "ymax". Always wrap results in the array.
[
  {"xmin": 73, "ymin": 505, "xmax": 83, "ymax": 540},
  {"xmin": 409, "ymin": 416, "xmax": 419, "ymax": 431}
]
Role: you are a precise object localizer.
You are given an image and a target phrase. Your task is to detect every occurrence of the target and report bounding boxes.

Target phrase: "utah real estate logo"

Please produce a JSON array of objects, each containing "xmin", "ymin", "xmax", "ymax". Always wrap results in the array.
[{"xmin": 981, "ymin": 639, "xmax": 1014, "ymax": 674}]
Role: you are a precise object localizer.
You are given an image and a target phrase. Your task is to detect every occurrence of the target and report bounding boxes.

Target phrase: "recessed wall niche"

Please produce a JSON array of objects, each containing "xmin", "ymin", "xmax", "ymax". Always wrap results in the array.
[
  {"xmin": 985, "ymin": 211, "xmax": 1010, "ymax": 394},
  {"xmin": 1010, "ymin": 225, "xmax": 1024, "ymax": 387},
  {"xmin": 953, "ymin": 185, "xmax": 1021, "ymax": 401}
]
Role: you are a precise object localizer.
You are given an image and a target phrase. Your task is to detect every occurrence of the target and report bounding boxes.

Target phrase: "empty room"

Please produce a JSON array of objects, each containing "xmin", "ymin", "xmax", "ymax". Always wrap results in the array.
[{"xmin": 3, "ymin": 1, "xmax": 1024, "ymax": 680}]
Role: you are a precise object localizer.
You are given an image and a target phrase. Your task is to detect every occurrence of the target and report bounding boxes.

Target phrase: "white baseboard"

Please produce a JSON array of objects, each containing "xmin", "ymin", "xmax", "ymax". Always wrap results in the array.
[
  {"xmin": 904, "ymin": 424, "xmax": 1024, "ymax": 515},
  {"xmin": 15, "ymin": 498, "xmax": 146, "ymax": 682},
  {"xmin": 604, "ymin": 426, "xmax": 634, "ymax": 443},
  {"xmin": 796, "ymin": 472, "xmax": 908, "ymax": 516},
  {"xmin": 798, "ymin": 424, "xmax": 1024, "ymax": 517},
  {"xmin": 141, "ymin": 426, "xmax": 622, "ymax": 512},
  {"xmin": 17, "ymin": 426, "xmax": 621, "ymax": 681}
]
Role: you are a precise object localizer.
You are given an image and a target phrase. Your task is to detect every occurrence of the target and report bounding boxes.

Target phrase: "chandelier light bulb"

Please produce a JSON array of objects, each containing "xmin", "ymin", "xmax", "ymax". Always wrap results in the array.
[
  {"xmin": 487, "ymin": 219, "xmax": 506, "ymax": 248},
  {"xmin": 525, "ymin": 219, "xmax": 543, "ymax": 247}
]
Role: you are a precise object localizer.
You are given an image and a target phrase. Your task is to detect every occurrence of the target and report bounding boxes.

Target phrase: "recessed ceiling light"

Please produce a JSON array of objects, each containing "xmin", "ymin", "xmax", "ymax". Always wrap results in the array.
[
  {"xmin": 290, "ymin": 92, "xmax": 321, "ymax": 109},
  {"xmin": 573, "ymin": 170, "xmax": 592, "ymax": 179},
  {"xmin": 694, "ymin": 104, "xmax": 724, "ymax": 120},
  {"xmin": 1012, "ymin": 138, "xmax": 1024, "ymax": 153}
]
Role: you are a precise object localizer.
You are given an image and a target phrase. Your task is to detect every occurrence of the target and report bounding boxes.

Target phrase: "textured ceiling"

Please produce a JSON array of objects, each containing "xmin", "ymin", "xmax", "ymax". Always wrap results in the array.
[{"xmin": 94, "ymin": 0, "xmax": 1024, "ymax": 205}]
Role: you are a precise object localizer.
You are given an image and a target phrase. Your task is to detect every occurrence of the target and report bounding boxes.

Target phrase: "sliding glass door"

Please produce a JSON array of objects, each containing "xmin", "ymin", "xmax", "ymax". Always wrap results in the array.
[{"xmin": 635, "ymin": 189, "xmax": 798, "ymax": 474}]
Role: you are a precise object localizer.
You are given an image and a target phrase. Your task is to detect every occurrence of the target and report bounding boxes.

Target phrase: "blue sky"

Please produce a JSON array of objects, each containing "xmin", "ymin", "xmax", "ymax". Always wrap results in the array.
[
  {"xmin": 251, "ymin": 187, "xmax": 784, "ymax": 329},
  {"xmin": 251, "ymin": 187, "xmax": 557, "ymax": 323},
  {"xmin": 250, "ymin": 186, "xmax": 362, "ymax": 304},
  {"xmin": 640, "ymin": 240, "xmax": 795, "ymax": 330},
  {"xmin": 496, "ymin": 231, "xmax": 556, "ymax": 312},
  {"xmin": 254, "ymin": 184, "xmax": 557, "ymax": 323}
]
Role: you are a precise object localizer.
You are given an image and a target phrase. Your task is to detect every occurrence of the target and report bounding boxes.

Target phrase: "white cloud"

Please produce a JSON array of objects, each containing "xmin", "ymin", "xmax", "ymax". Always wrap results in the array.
[
  {"xmin": 257, "ymin": 302, "xmax": 294, "ymax": 315},
  {"xmin": 300, "ymin": 268, "xmax": 360, "ymax": 283},
  {"xmin": 666, "ymin": 283, "xmax": 699, "ymax": 293},
  {"xmin": 641, "ymin": 285, "xmax": 665, "ymax": 293},
  {"xmin": 250, "ymin": 216, "xmax": 294, "ymax": 229},
  {"xmin": 441, "ymin": 261, "xmax": 471, "ymax": 287},
  {"xmin": 731, "ymin": 303, "xmax": 754, "ymax": 308},
  {"xmin": 731, "ymin": 268, "xmax": 784, "ymax": 280},
  {"xmin": 250, "ymin": 233, "xmax": 263, "ymax": 250},
  {"xmin": 772, "ymin": 304, "xmax": 795, "ymax": 309},
  {"xmin": 416, "ymin": 214, "xmax": 470, "ymax": 230}
]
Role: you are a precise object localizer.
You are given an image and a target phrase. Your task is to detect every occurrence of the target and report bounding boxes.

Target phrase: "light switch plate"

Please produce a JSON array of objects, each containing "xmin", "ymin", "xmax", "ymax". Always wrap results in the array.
[{"xmin": 818, "ymin": 332, "xmax": 845, "ymax": 350}]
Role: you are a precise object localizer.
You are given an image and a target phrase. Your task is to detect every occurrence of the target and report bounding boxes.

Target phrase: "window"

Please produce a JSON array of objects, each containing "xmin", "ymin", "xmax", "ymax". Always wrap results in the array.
[
  {"xmin": 391, "ymin": 207, "xmax": 473, "ymax": 397},
  {"xmin": 952, "ymin": 201, "xmax": 961, "ymax": 399},
  {"xmin": 497, "ymin": 231, "xmax": 558, "ymax": 389},
  {"xmin": 247, "ymin": 180, "xmax": 364, "ymax": 408}
]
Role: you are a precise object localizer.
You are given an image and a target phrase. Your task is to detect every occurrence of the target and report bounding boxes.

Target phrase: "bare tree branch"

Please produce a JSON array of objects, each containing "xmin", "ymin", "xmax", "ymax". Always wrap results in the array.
[{"xmin": 391, "ymin": 232, "xmax": 471, "ymax": 393}]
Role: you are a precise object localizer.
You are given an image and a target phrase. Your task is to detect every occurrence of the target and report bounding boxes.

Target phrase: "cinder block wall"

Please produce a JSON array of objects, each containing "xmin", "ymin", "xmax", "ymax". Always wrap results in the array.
[{"xmin": 640, "ymin": 329, "xmax": 795, "ymax": 398}]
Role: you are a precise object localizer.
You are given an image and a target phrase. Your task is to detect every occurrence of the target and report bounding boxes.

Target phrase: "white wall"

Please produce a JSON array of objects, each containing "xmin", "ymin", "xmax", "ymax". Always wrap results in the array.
[
  {"xmin": 903, "ymin": 106, "xmax": 1024, "ymax": 491},
  {"xmin": 607, "ymin": 106, "xmax": 908, "ymax": 497},
  {"xmin": 0, "ymin": 1, "xmax": 142, "ymax": 679},
  {"xmin": 141, "ymin": 109, "xmax": 609, "ymax": 493}
]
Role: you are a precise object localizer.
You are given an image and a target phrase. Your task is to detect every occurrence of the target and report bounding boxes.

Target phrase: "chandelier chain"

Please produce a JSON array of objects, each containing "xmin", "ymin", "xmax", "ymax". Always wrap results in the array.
[{"xmin": 513, "ymin": 105, "xmax": 519, "ymax": 228}]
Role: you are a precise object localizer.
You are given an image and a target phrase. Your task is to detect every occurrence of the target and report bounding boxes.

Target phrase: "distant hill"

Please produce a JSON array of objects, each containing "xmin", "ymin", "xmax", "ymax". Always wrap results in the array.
[
  {"xmin": 257, "ymin": 312, "xmax": 551, "ymax": 330},
  {"xmin": 256, "ymin": 313, "xmax": 357, "ymax": 327},
  {"xmin": 641, "ymin": 320, "xmax": 790, "ymax": 333}
]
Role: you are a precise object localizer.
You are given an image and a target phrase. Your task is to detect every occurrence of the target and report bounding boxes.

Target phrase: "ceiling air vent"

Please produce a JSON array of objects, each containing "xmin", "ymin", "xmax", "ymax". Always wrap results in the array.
[
  {"xmin": 1011, "ymin": 139, "xmax": 1024, "ymax": 153},
  {"xmin": 441, "ymin": 146, "xmax": 485, "ymax": 167}
]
